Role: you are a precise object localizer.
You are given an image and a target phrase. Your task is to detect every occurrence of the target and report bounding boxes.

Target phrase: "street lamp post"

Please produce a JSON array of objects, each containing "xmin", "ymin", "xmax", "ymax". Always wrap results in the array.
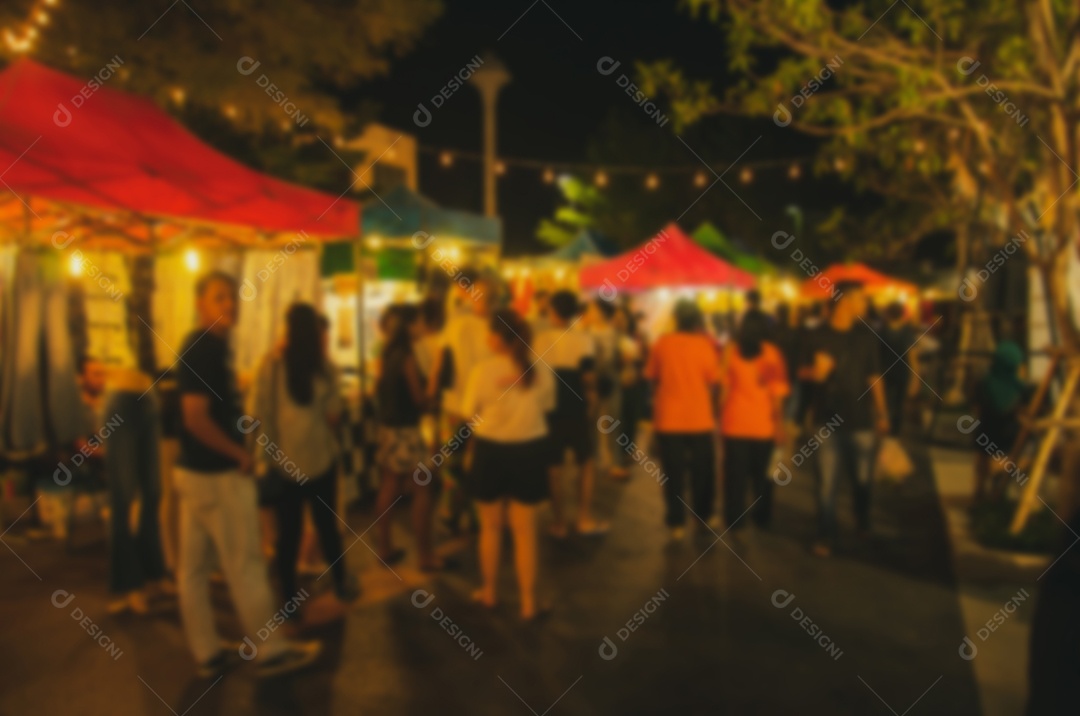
[{"xmin": 469, "ymin": 54, "xmax": 510, "ymax": 218}]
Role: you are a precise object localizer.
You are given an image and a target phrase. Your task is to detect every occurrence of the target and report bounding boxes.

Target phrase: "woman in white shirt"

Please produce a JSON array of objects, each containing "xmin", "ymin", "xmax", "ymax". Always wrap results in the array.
[{"xmin": 462, "ymin": 308, "xmax": 555, "ymax": 621}]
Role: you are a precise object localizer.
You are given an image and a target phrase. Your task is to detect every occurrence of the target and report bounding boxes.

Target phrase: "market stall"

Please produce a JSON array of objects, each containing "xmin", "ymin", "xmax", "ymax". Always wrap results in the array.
[
  {"xmin": 799, "ymin": 261, "xmax": 918, "ymax": 301},
  {"xmin": 0, "ymin": 59, "xmax": 360, "ymax": 530},
  {"xmin": 580, "ymin": 222, "xmax": 755, "ymax": 337},
  {"xmin": 503, "ymin": 228, "xmax": 617, "ymax": 313},
  {"xmin": 321, "ymin": 184, "xmax": 500, "ymax": 375}
]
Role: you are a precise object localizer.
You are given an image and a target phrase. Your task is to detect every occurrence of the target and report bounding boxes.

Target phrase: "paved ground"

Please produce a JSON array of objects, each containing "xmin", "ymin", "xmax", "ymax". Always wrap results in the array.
[{"xmin": 0, "ymin": 439, "xmax": 983, "ymax": 716}]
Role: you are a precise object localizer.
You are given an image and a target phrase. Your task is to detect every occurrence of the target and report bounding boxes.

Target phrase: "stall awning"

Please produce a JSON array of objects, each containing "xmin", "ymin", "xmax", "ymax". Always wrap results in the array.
[
  {"xmin": 361, "ymin": 185, "xmax": 500, "ymax": 246},
  {"xmin": 800, "ymin": 262, "xmax": 917, "ymax": 298},
  {"xmin": 0, "ymin": 59, "xmax": 358, "ymax": 240},
  {"xmin": 579, "ymin": 223, "xmax": 755, "ymax": 291}
]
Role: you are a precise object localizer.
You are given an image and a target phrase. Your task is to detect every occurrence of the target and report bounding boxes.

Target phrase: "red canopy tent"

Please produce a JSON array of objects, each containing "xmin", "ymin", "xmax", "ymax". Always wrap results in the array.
[
  {"xmin": 800, "ymin": 262, "xmax": 916, "ymax": 299},
  {"xmin": 579, "ymin": 223, "xmax": 754, "ymax": 291},
  {"xmin": 0, "ymin": 58, "xmax": 357, "ymax": 244}
]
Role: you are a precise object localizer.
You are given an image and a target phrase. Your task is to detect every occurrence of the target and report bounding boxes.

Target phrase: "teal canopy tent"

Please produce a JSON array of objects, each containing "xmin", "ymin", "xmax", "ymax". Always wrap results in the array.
[
  {"xmin": 543, "ymin": 228, "xmax": 618, "ymax": 262},
  {"xmin": 321, "ymin": 186, "xmax": 501, "ymax": 277}
]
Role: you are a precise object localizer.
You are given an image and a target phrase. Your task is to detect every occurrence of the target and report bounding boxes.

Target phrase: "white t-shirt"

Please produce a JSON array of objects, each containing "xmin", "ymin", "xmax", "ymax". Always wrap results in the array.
[
  {"xmin": 534, "ymin": 326, "xmax": 595, "ymax": 418},
  {"xmin": 462, "ymin": 355, "xmax": 555, "ymax": 442},
  {"xmin": 534, "ymin": 326, "xmax": 595, "ymax": 370},
  {"xmin": 439, "ymin": 312, "xmax": 492, "ymax": 416}
]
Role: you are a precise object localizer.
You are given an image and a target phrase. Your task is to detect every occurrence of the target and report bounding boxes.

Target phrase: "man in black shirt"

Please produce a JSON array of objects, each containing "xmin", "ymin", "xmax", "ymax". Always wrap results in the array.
[
  {"xmin": 174, "ymin": 271, "xmax": 319, "ymax": 678},
  {"xmin": 801, "ymin": 281, "xmax": 889, "ymax": 556}
]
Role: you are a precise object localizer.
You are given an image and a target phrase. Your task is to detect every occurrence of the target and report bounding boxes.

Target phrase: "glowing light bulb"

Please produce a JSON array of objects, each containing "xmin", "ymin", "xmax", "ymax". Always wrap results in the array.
[
  {"xmin": 694, "ymin": 172, "xmax": 707, "ymax": 187},
  {"xmin": 184, "ymin": 249, "xmax": 200, "ymax": 272},
  {"xmin": 645, "ymin": 174, "xmax": 659, "ymax": 190},
  {"xmin": 739, "ymin": 167, "xmax": 753, "ymax": 184},
  {"xmin": 594, "ymin": 170, "xmax": 608, "ymax": 187},
  {"xmin": 542, "ymin": 168, "xmax": 555, "ymax": 184},
  {"xmin": 69, "ymin": 253, "xmax": 84, "ymax": 277},
  {"xmin": 440, "ymin": 151, "xmax": 453, "ymax": 167},
  {"xmin": 494, "ymin": 161, "xmax": 506, "ymax": 175},
  {"xmin": 788, "ymin": 164, "xmax": 801, "ymax": 180}
]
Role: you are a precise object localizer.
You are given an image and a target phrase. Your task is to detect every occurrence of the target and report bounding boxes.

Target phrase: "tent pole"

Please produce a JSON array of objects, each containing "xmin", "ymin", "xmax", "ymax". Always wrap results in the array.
[{"xmin": 354, "ymin": 234, "xmax": 366, "ymax": 410}]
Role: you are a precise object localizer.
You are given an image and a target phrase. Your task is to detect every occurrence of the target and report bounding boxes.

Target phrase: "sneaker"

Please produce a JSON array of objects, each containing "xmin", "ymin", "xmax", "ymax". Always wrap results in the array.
[
  {"xmin": 256, "ymin": 640, "xmax": 322, "ymax": 679},
  {"xmin": 196, "ymin": 647, "xmax": 243, "ymax": 679}
]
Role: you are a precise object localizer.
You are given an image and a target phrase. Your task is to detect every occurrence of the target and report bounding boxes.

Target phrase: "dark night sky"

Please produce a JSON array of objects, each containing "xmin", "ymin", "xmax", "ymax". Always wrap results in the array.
[{"xmin": 359, "ymin": 0, "xmax": 746, "ymax": 254}]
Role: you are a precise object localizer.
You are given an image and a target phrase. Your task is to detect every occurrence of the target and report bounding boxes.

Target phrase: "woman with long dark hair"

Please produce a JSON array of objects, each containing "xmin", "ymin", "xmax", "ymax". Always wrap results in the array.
[
  {"xmin": 461, "ymin": 308, "xmax": 554, "ymax": 620},
  {"xmin": 250, "ymin": 302, "xmax": 356, "ymax": 608},
  {"xmin": 719, "ymin": 309, "xmax": 789, "ymax": 532},
  {"xmin": 373, "ymin": 302, "xmax": 444, "ymax": 571}
]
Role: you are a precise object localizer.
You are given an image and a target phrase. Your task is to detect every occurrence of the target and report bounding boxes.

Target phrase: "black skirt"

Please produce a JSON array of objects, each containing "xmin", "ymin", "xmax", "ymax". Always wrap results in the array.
[{"xmin": 469, "ymin": 437, "xmax": 550, "ymax": 504}]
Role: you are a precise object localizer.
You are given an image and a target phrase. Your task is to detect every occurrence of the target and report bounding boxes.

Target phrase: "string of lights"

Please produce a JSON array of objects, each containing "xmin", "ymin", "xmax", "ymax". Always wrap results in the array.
[
  {"xmin": 418, "ymin": 145, "xmax": 838, "ymax": 189},
  {"xmin": 3, "ymin": 0, "xmax": 58, "ymax": 54}
]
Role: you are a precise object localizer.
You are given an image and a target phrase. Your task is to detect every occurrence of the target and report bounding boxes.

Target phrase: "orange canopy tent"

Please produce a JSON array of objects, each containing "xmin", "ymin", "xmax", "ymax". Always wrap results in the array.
[{"xmin": 800, "ymin": 262, "xmax": 916, "ymax": 299}]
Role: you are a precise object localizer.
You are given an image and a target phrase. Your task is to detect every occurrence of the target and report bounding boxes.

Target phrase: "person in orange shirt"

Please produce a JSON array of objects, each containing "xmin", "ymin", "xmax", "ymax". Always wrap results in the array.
[
  {"xmin": 644, "ymin": 300, "xmax": 720, "ymax": 539},
  {"xmin": 719, "ymin": 310, "xmax": 789, "ymax": 532}
]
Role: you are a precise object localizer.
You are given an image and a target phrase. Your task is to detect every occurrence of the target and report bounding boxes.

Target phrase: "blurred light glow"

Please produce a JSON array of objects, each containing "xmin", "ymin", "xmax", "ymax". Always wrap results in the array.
[{"xmin": 184, "ymin": 249, "xmax": 199, "ymax": 272}]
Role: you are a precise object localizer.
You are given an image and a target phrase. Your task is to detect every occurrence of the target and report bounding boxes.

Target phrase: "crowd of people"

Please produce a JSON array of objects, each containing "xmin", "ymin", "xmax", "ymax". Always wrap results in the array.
[{"xmin": 76, "ymin": 267, "xmax": 940, "ymax": 679}]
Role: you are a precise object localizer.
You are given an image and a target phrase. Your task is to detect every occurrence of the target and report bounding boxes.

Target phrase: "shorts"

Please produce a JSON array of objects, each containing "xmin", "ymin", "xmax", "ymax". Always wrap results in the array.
[
  {"xmin": 546, "ymin": 416, "xmax": 593, "ymax": 466},
  {"xmin": 469, "ymin": 437, "xmax": 550, "ymax": 504},
  {"xmin": 376, "ymin": 426, "xmax": 424, "ymax": 474}
]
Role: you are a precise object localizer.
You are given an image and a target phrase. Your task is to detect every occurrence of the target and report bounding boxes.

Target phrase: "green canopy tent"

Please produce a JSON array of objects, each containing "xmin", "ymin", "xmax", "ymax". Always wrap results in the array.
[{"xmin": 691, "ymin": 221, "xmax": 775, "ymax": 276}]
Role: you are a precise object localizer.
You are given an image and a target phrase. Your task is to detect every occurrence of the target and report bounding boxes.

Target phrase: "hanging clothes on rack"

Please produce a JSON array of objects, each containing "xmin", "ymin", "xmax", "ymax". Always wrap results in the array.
[{"xmin": 0, "ymin": 249, "xmax": 85, "ymax": 454}]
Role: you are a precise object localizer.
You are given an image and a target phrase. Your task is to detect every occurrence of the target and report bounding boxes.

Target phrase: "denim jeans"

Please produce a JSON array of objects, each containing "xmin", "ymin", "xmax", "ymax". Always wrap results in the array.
[
  {"xmin": 105, "ymin": 391, "xmax": 166, "ymax": 594},
  {"xmin": 1, "ymin": 250, "xmax": 84, "ymax": 452},
  {"xmin": 174, "ymin": 467, "xmax": 288, "ymax": 664},
  {"xmin": 656, "ymin": 432, "xmax": 716, "ymax": 526},
  {"xmin": 816, "ymin": 429, "xmax": 877, "ymax": 543}
]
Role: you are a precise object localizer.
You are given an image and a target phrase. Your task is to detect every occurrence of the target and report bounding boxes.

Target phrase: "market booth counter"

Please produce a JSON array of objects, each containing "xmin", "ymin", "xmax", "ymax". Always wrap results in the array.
[{"xmin": 0, "ymin": 59, "xmax": 360, "ymax": 542}]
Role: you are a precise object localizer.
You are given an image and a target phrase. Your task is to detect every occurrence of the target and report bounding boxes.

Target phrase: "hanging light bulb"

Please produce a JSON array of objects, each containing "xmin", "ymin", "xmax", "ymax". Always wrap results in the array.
[
  {"xmin": 170, "ymin": 86, "xmax": 186, "ymax": 105},
  {"xmin": 739, "ymin": 167, "xmax": 753, "ymax": 184},
  {"xmin": 594, "ymin": 170, "xmax": 608, "ymax": 187},
  {"xmin": 223, "ymin": 104, "xmax": 238, "ymax": 119},
  {"xmin": 542, "ymin": 167, "xmax": 555, "ymax": 184},
  {"xmin": 439, "ymin": 151, "xmax": 453, "ymax": 167},
  {"xmin": 788, "ymin": 164, "xmax": 801, "ymax": 180},
  {"xmin": 645, "ymin": 173, "xmax": 659, "ymax": 190},
  {"xmin": 495, "ymin": 160, "xmax": 506, "ymax": 175},
  {"xmin": 36, "ymin": 11, "xmax": 50, "ymax": 25},
  {"xmin": 833, "ymin": 157, "xmax": 847, "ymax": 172},
  {"xmin": 69, "ymin": 253, "xmax": 84, "ymax": 277},
  {"xmin": 184, "ymin": 249, "xmax": 200, "ymax": 272},
  {"xmin": 693, "ymin": 171, "xmax": 707, "ymax": 187},
  {"xmin": 913, "ymin": 139, "xmax": 926, "ymax": 154}
]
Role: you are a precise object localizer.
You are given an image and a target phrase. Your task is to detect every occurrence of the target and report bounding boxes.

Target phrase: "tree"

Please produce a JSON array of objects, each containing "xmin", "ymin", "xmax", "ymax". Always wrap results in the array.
[
  {"xmin": 639, "ymin": 0, "xmax": 1080, "ymax": 349},
  {"xmin": 5, "ymin": 0, "xmax": 441, "ymax": 135},
  {"xmin": 535, "ymin": 175, "xmax": 605, "ymax": 248}
]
